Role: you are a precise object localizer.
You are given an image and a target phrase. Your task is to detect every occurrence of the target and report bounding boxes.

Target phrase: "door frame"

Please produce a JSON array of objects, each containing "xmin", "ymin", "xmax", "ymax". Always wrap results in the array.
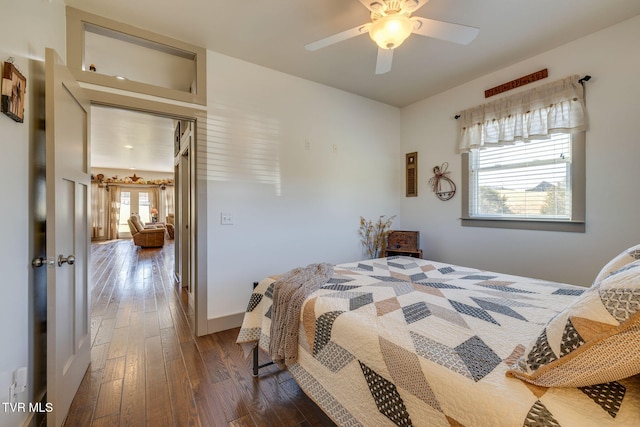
[{"xmin": 85, "ymin": 89, "xmax": 209, "ymax": 336}]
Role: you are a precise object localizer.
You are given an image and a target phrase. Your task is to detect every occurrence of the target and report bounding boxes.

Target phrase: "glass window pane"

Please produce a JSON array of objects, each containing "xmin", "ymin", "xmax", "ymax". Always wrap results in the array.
[
  {"xmin": 139, "ymin": 192, "xmax": 150, "ymax": 223},
  {"xmin": 84, "ymin": 26, "xmax": 196, "ymax": 93},
  {"xmin": 470, "ymin": 134, "xmax": 572, "ymax": 220},
  {"xmin": 119, "ymin": 192, "xmax": 131, "ymax": 234}
]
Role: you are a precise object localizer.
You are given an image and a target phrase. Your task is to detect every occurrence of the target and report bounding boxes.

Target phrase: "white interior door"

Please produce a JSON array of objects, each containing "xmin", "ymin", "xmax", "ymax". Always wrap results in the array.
[{"xmin": 45, "ymin": 48, "xmax": 91, "ymax": 427}]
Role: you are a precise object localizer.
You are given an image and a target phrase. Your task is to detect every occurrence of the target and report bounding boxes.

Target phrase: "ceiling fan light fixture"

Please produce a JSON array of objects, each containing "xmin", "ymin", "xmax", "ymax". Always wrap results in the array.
[{"xmin": 369, "ymin": 14, "xmax": 413, "ymax": 49}]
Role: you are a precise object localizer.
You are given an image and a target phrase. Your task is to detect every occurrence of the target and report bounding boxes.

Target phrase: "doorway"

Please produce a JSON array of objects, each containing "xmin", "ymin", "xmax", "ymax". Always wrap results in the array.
[
  {"xmin": 86, "ymin": 91, "xmax": 208, "ymax": 337},
  {"xmin": 173, "ymin": 120, "xmax": 195, "ymax": 310}
]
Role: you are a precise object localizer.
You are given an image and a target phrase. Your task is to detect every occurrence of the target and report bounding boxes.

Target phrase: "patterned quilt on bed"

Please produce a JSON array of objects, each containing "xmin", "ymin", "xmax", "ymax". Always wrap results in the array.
[{"xmin": 236, "ymin": 257, "xmax": 640, "ymax": 427}]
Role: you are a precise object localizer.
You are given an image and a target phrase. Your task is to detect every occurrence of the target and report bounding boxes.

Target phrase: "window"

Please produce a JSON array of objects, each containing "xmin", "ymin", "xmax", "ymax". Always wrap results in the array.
[
  {"xmin": 462, "ymin": 132, "xmax": 585, "ymax": 232},
  {"xmin": 118, "ymin": 189, "xmax": 151, "ymax": 235},
  {"xmin": 66, "ymin": 7, "xmax": 206, "ymax": 105},
  {"xmin": 457, "ymin": 74, "xmax": 587, "ymax": 232}
]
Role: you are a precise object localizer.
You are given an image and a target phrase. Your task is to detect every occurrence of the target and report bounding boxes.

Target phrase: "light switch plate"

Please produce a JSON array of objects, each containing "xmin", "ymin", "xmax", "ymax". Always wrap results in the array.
[{"xmin": 220, "ymin": 213, "xmax": 233, "ymax": 225}]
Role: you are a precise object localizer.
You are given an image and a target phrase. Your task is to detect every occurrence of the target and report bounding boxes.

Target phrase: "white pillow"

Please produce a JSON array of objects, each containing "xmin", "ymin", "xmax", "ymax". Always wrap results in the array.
[
  {"xmin": 507, "ymin": 259, "xmax": 640, "ymax": 387},
  {"xmin": 593, "ymin": 243, "xmax": 640, "ymax": 285}
]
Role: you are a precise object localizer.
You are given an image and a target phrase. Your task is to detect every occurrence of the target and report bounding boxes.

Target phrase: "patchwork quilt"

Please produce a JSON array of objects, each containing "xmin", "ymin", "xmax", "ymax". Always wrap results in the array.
[{"xmin": 237, "ymin": 257, "xmax": 640, "ymax": 426}]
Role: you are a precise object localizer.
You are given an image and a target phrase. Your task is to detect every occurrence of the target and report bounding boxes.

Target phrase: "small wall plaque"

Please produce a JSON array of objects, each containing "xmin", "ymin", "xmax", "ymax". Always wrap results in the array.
[
  {"xmin": 484, "ymin": 69, "xmax": 548, "ymax": 98},
  {"xmin": 406, "ymin": 152, "xmax": 418, "ymax": 197}
]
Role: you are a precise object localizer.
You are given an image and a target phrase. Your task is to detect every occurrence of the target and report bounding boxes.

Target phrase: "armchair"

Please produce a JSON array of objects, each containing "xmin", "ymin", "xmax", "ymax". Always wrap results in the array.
[
  {"xmin": 127, "ymin": 214, "xmax": 165, "ymax": 248},
  {"xmin": 165, "ymin": 213, "xmax": 175, "ymax": 239}
]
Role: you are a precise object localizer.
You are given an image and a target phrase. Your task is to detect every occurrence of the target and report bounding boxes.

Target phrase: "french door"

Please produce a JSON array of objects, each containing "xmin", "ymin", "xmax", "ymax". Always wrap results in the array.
[{"xmin": 118, "ymin": 188, "xmax": 151, "ymax": 237}]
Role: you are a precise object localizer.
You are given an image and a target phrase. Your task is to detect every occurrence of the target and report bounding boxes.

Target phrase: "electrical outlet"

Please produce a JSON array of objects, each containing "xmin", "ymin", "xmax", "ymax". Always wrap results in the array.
[
  {"xmin": 305, "ymin": 139, "xmax": 311, "ymax": 151},
  {"xmin": 332, "ymin": 144, "xmax": 338, "ymax": 153},
  {"xmin": 220, "ymin": 213, "xmax": 233, "ymax": 225}
]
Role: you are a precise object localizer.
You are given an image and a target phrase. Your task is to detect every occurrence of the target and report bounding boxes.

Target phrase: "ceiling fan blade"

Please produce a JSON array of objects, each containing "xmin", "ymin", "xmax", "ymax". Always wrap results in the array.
[
  {"xmin": 305, "ymin": 24, "xmax": 370, "ymax": 51},
  {"xmin": 375, "ymin": 48, "xmax": 393, "ymax": 75},
  {"xmin": 411, "ymin": 17, "xmax": 480, "ymax": 45}
]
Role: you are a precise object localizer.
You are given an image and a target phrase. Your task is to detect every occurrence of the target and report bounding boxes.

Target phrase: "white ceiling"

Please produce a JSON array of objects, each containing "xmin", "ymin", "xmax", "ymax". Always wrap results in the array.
[
  {"xmin": 91, "ymin": 106, "xmax": 176, "ymax": 173},
  {"xmin": 78, "ymin": 0, "xmax": 640, "ymax": 172}
]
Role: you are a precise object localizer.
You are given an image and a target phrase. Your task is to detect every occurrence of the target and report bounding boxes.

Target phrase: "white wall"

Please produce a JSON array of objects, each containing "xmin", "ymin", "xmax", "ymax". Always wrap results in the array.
[
  {"xmin": 204, "ymin": 52, "xmax": 402, "ymax": 323},
  {"xmin": 0, "ymin": 1, "xmax": 65, "ymax": 426},
  {"xmin": 400, "ymin": 14, "xmax": 640, "ymax": 287}
]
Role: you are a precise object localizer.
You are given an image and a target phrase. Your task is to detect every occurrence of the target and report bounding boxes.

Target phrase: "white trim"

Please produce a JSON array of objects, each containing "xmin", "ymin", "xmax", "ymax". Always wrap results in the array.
[{"xmin": 208, "ymin": 312, "xmax": 245, "ymax": 333}]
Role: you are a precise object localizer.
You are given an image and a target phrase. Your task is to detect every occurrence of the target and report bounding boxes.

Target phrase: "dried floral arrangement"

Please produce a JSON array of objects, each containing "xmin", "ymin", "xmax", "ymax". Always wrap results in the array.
[{"xmin": 358, "ymin": 215, "xmax": 396, "ymax": 259}]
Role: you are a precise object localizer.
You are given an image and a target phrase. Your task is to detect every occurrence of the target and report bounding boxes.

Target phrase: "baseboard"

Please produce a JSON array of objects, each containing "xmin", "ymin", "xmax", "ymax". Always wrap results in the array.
[{"xmin": 207, "ymin": 312, "xmax": 245, "ymax": 334}]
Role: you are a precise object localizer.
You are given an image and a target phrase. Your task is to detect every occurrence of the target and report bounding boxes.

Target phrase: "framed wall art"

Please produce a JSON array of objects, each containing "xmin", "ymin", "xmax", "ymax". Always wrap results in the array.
[
  {"xmin": 1, "ymin": 61, "xmax": 26, "ymax": 123},
  {"xmin": 406, "ymin": 152, "xmax": 418, "ymax": 197}
]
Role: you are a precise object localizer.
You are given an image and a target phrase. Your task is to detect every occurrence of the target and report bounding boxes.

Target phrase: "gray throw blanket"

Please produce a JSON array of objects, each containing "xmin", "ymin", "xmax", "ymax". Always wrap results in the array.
[{"xmin": 269, "ymin": 262, "xmax": 334, "ymax": 368}]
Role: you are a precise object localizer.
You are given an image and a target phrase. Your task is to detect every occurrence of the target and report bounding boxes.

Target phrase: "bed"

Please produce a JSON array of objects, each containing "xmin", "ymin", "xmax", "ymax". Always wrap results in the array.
[{"xmin": 236, "ymin": 254, "xmax": 640, "ymax": 426}]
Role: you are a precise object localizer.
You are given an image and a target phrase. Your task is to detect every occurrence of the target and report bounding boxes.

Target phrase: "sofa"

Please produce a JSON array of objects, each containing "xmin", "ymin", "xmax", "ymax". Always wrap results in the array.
[{"xmin": 127, "ymin": 214, "xmax": 165, "ymax": 248}]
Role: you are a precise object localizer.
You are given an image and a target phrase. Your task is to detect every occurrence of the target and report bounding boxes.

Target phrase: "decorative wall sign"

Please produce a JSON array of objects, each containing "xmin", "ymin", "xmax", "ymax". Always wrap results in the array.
[
  {"xmin": 406, "ymin": 152, "xmax": 418, "ymax": 197},
  {"xmin": 1, "ymin": 61, "xmax": 26, "ymax": 123},
  {"xmin": 428, "ymin": 162, "xmax": 456, "ymax": 201},
  {"xmin": 484, "ymin": 69, "xmax": 548, "ymax": 98}
]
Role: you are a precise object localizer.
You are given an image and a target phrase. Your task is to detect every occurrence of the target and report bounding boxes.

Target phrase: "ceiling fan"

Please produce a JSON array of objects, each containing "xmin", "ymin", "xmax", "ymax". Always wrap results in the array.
[{"xmin": 305, "ymin": 0, "xmax": 480, "ymax": 75}]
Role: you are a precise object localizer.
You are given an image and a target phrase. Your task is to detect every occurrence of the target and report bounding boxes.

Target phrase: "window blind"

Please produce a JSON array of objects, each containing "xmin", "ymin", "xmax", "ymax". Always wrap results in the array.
[{"xmin": 469, "ymin": 134, "xmax": 572, "ymax": 220}]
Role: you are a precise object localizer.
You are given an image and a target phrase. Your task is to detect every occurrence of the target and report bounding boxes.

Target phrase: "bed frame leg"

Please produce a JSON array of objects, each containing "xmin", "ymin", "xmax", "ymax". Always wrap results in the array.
[
  {"xmin": 252, "ymin": 344, "xmax": 260, "ymax": 377},
  {"xmin": 252, "ymin": 344, "xmax": 275, "ymax": 378}
]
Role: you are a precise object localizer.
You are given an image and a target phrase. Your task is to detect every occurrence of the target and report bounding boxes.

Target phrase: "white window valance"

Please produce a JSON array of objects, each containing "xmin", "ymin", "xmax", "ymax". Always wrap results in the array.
[{"xmin": 457, "ymin": 75, "xmax": 586, "ymax": 153}]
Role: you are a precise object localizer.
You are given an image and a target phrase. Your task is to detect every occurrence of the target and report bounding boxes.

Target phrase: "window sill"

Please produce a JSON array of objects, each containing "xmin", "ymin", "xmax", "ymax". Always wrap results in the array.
[{"xmin": 461, "ymin": 217, "xmax": 585, "ymax": 233}]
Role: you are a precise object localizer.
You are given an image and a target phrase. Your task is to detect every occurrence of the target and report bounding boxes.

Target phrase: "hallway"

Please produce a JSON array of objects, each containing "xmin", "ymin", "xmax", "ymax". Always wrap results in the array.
[{"xmin": 63, "ymin": 240, "xmax": 334, "ymax": 426}]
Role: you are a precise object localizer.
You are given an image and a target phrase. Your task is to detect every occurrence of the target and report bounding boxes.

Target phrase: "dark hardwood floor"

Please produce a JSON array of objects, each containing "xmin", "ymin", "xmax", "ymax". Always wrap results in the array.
[{"xmin": 64, "ymin": 239, "xmax": 336, "ymax": 427}]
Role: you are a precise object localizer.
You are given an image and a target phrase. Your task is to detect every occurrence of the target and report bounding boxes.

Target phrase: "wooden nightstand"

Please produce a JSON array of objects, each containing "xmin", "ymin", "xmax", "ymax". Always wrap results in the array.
[{"xmin": 384, "ymin": 230, "xmax": 422, "ymax": 259}]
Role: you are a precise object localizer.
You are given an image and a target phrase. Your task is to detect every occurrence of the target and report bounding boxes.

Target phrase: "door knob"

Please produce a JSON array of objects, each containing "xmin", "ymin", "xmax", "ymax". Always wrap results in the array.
[
  {"xmin": 58, "ymin": 255, "xmax": 76, "ymax": 267},
  {"xmin": 32, "ymin": 257, "xmax": 46, "ymax": 268}
]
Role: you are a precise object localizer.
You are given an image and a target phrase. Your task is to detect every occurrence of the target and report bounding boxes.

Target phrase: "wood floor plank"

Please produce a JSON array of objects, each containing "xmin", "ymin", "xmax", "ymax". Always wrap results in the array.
[
  {"xmin": 106, "ymin": 326, "xmax": 129, "ymax": 359},
  {"xmin": 119, "ymin": 327, "xmax": 146, "ymax": 427},
  {"xmin": 210, "ymin": 378, "xmax": 251, "ymax": 424},
  {"xmin": 201, "ymin": 349, "xmax": 232, "ymax": 384},
  {"xmin": 143, "ymin": 310, "xmax": 160, "ymax": 338},
  {"xmin": 90, "ymin": 342, "xmax": 110, "ymax": 372},
  {"xmin": 215, "ymin": 333, "xmax": 284, "ymax": 426},
  {"xmin": 93, "ymin": 379, "xmax": 123, "ymax": 419},
  {"xmin": 102, "ymin": 356, "xmax": 125, "ymax": 383},
  {"xmin": 166, "ymin": 357, "xmax": 200, "ymax": 427},
  {"xmin": 160, "ymin": 327, "xmax": 182, "ymax": 362},
  {"xmin": 280, "ymin": 378, "xmax": 337, "ymax": 426},
  {"xmin": 180, "ymin": 341, "xmax": 219, "ymax": 425},
  {"xmin": 93, "ymin": 318, "xmax": 116, "ymax": 347},
  {"xmin": 91, "ymin": 413, "xmax": 120, "ymax": 427},
  {"xmin": 229, "ymin": 415, "xmax": 255, "ymax": 427},
  {"xmin": 65, "ymin": 368, "xmax": 103, "ymax": 426},
  {"xmin": 145, "ymin": 335, "xmax": 173, "ymax": 426},
  {"xmin": 114, "ymin": 304, "xmax": 132, "ymax": 329}
]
